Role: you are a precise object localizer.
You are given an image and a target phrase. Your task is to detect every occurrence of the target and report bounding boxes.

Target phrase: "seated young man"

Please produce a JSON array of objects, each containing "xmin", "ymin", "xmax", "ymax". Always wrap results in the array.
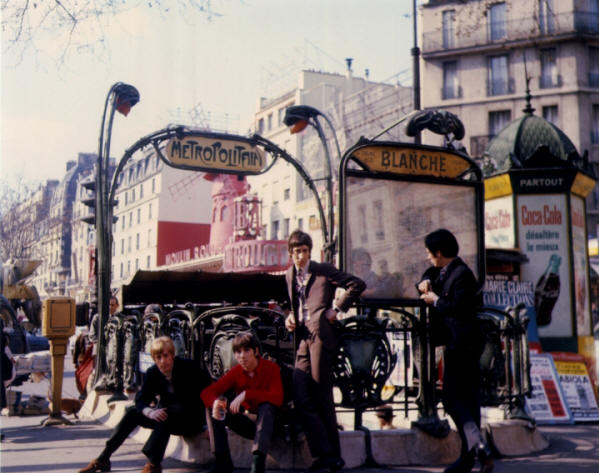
[
  {"xmin": 201, "ymin": 331, "xmax": 284, "ymax": 473},
  {"xmin": 78, "ymin": 336, "xmax": 210, "ymax": 473}
]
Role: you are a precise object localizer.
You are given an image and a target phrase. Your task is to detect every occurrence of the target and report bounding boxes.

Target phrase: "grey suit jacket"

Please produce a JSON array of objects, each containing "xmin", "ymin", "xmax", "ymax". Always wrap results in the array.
[{"xmin": 286, "ymin": 260, "xmax": 365, "ymax": 337}]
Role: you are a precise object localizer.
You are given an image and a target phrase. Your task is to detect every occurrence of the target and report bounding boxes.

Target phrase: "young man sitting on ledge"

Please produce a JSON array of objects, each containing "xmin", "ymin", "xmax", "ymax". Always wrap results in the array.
[
  {"xmin": 78, "ymin": 336, "xmax": 210, "ymax": 473},
  {"xmin": 201, "ymin": 331, "xmax": 284, "ymax": 473}
]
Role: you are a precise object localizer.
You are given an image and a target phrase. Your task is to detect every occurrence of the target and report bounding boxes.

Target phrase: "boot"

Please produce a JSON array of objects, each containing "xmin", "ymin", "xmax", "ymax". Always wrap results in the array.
[
  {"xmin": 477, "ymin": 442, "xmax": 494, "ymax": 473},
  {"xmin": 208, "ymin": 451, "xmax": 234, "ymax": 473},
  {"xmin": 250, "ymin": 451, "xmax": 266, "ymax": 473},
  {"xmin": 78, "ymin": 458, "xmax": 111, "ymax": 473}
]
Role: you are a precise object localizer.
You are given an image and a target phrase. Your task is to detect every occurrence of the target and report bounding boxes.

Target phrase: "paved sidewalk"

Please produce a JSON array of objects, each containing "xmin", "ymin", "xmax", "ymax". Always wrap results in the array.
[{"xmin": 2, "ymin": 357, "xmax": 599, "ymax": 473}]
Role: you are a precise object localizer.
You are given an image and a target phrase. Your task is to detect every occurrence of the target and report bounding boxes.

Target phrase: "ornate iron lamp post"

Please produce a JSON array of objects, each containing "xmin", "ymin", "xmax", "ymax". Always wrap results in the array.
[
  {"xmin": 283, "ymin": 105, "xmax": 340, "ymax": 262},
  {"xmin": 93, "ymin": 82, "xmax": 139, "ymax": 388}
]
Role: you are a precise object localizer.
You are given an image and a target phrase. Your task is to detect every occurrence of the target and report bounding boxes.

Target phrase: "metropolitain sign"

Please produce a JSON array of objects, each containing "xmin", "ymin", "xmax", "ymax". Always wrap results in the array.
[{"xmin": 166, "ymin": 135, "xmax": 266, "ymax": 174}]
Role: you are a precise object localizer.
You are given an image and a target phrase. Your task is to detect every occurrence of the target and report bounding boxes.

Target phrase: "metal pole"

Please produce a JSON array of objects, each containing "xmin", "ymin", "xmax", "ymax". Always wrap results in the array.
[
  {"xmin": 93, "ymin": 83, "xmax": 119, "ymax": 388},
  {"xmin": 412, "ymin": 0, "xmax": 422, "ymax": 144},
  {"xmin": 313, "ymin": 117, "xmax": 335, "ymax": 263}
]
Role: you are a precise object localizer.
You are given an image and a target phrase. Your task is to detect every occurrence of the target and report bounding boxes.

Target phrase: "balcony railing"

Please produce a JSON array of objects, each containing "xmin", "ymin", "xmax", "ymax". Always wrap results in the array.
[
  {"xmin": 423, "ymin": 11, "xmax": 599, "ymax": 53},
  {"xmin": 487, "ymin": 77, "xmax": 515, "ymax": 96},
  {"xmin": 539, "ymin": 74, "xmax": 563, "ymax": 89},
  {"xmin": 441, "ymin": 84, "xmax": 463, "ymax": 100}
]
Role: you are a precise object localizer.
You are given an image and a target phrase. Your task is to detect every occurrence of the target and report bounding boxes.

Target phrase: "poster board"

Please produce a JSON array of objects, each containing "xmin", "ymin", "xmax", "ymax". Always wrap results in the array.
[
  {"xmin": 551, "ymin": 352, "xmax": 599, "ymax": 422},
  {"xmin": 526, "ymin": 353, "xmax": 573, "ymax": 424}
]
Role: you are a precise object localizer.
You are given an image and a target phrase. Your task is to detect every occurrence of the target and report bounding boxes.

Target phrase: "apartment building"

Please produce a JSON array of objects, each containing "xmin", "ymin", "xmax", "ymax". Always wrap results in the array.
[
  {"xmin": 110, "ymin": 147, "xmax": 212, "ymax": 287},
  {"xmin": 419, "ymin": 0, "xmax": 599, "ymax": 237},
  {"xmin": 250, "ymin": 69, "xmax": 412, "ymax": 259}
]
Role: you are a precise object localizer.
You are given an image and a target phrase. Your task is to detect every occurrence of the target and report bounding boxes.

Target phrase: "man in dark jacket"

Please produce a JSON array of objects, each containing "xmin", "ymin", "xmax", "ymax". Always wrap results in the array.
[
  {"xmin": 418, "ymin": 229, "xmax": 493, "ymax": 473},
  {"xmin": 285, "ymin": 230, "xmax": 365, "ymax": 473},
  {"xmin": 78, "ymin": 336, "xmax": 210, "ymax": 473}
]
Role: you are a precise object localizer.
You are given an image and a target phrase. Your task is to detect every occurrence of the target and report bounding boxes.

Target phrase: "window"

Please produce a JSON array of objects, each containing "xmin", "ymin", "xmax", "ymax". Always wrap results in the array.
[
  {"xmin": 489, "ymin": 3, "xmax": 507, "ymax": 41},
  {"xmin": 128, "ymin": 236, "xmax": 131, "ymax": 253},
  {"xmin": 140, "ymin": 184, "xmax": 144, "ymax": 199},
  {"xmin": 542, "ymin": 105, "xmax": 558, "ymax": 125},
  {"xmin": 127, "ymin": 260, "xmax": 131, "ymax": 275},
  {"xmin": 298, "ymin": 218, "xmax": 304, "ymax": 230},
  {"xmin": 442, "ymin": 10, "xmax": 455, "ymax": 48},
  {"xmin": 540, "ymin": 48, "xmax": 559, "ymax": 88},
  {"xmin": 148, "ymin": 229, "xmax": 152, "ymax": 248},
  {"xmin": 283, "ymin": 218, "xmax": 290, "ymax": 238},
  {"xmin": 590, "ymin": 47, "xmax": 599, "ymax": 87},
  {"xmin": 539, "ymin": 0, "xmax": 555, "ymax": 34},
  {"xmin": 147, "ymin": 255, "xmax": 151, "ymax": 268},
  {"xmin": 136, "ymin": 233, "xmax": 140, "ymax": 250},
  {"xmin": 152, "ymin": 178, "xmax": 156, "ymax": 193},
  {"xmin": 220, "ymin": 205, "xmax": 229, "ymax": 222},
  {"xmin": 258, "ymin": 118, "xmax": 264, "ymax": 134},
  {"xmin": 442, "ymin": 61, "xmax": 459, "ymax": 99},
  {"xmin": 284, "ymin": 188, "xmax": 290, "ymax": 200},
  {"xmin": 278, "ymin": 108, "xmax": 285, "ymax": 126},
  {"xmin": 120, "ymin": 263, "xmax": 123, "ymax": 278},
  {"xmin": 592, "ymin": 105, "xmax": 599, "ymax": 144},
  {"xmin": 129, "ymin": 212, "xmax": 133, "ymax": 227},
  {"xmin": 137, "ymin": 208, "xmax": 141, "ymax": 224},
  {"xmin": 267, "ymin": 113, "xmax": 273, "ymax": 130},
  {"xmin": 489, "ymin": 110, "xmax": 512, "ymax": 137},
  {"xmin": 149, "ymin": 203, "xmax": 152, "ymax": 220},
  {"xmin": 121, "ymin": 239, "xmax": 125, "ymax": 255},
  {"xmin": 132, "ymin": 189, "xmax": 135, "ymax": 202},
  {"xmin": 488, "ymin": 55, "xmax": 510, "ymax": 95},
  {"xmin": 125, "ymin": 192, "xmax": 128, "ymax": 205},
  {"xmin": 271, "ymin": 220, "xmax": 279, "ymax": 240},
  {"xmin": 135, "ymin": 258, "xmax": 139, "ymax": 271}
]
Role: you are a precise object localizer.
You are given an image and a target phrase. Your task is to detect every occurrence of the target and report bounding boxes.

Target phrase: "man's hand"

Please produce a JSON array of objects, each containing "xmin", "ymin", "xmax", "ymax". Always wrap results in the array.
[
  {"xmin": 145, "ymin": 407, "xmax": 168, "ymax": 422},
  {"xmin": 418, "ymin": 279, "xmax": 431, "ymax": 294},
  {"xmin": 229, "ymin": 391, "xmax": 246, "ymax": 414},
  {"xmin": 325, "ymin": 308, "xmax": 337, "ymax": 324},
  {"xmin": 420, "ymin": 291, "xmax": 439, "ymax": 306},
  {"xmin": 285, "ymin": 313, "xmax": 296, "ymax": 332}
]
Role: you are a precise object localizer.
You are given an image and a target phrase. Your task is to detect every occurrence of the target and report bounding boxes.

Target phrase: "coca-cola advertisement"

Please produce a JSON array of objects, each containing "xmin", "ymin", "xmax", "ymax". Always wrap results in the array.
[{"xmin": 517, "ymin": 194, "xmax": 571, "ymax": 338}]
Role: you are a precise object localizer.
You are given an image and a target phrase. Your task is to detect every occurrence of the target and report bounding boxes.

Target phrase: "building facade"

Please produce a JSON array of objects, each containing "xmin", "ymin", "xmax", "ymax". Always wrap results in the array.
[
  {"xmin": 250, "ymin": 68, "xmax": 412, "ymax": 260},
  {"xmin": 419, "ymin": 0, "xmax": 599, "ymax": 237}
]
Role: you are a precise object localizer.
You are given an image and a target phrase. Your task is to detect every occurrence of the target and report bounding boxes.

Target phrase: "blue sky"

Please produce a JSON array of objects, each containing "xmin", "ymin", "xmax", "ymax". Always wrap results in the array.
[{"xmin": 1, "ymin": 0, "xmax": 416, "ymax": 185}]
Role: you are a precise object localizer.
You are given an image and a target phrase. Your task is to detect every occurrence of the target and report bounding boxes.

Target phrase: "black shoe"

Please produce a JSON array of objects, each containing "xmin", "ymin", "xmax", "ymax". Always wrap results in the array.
[
  {"xmin": 250, "ymin": 451, "xmax": 266, "ymax": 473},
  {"xmin": 444, "ymin": 451, "xmax": 475, "ymax": 473},
  {"xmin": 207, "ymin": 451, "xmax": 233, "ymax": 473},
  {"xmin": 304, "ymin": 456, "xmax": 344, "ymax": 473},
  {"xmin": 477, "ymin": 444, "xmax": 494, "ymax": 473}
]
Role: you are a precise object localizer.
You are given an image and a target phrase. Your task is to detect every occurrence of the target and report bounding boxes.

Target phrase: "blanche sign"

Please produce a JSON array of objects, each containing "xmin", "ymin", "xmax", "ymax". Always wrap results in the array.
[{"xmin": 166, "ymin": 135, "xmax": 266, "ymax": 174}]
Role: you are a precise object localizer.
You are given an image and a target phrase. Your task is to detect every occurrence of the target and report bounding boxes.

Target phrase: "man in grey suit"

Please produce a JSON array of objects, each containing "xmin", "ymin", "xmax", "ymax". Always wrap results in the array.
[{"xmin": 285, "ymin": 230, "xmax": 365, "ymax": 473}]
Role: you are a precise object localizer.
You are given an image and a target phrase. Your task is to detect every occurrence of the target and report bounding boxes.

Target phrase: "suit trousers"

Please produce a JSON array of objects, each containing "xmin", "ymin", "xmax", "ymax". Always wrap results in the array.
[
  {"xmin": 100, "ymin": 405, "xmax": 198, "ymax": 465},
  {"xmin": 207, "ymin": 403, "xmax": 276, "ymax": 455},
  {"xmin": 442, "ymin": 345, "xmax": 481, "ymax": 455},
  {"xmin": 292, "ymin": 328, "xmax": 340, "ymax": 460}
]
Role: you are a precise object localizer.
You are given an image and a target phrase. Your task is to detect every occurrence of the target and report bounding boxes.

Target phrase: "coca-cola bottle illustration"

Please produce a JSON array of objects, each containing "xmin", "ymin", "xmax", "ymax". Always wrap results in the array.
[{"xmin": 534, "ymin": 254, "xmax": 561, "ymax": 327}]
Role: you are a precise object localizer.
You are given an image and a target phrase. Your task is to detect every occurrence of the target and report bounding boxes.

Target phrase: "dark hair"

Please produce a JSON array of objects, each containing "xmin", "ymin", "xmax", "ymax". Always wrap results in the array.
[
  {"xmin": 232, "ymin": 331, "xmax": 259, "ymax": 353},
  {"xmin": 288, "ymin": 229, "xmax": 313, "ymax": 252},
  {"xmin": 424, "ymin": 229, "xmax": 459, "ymax": 258}
]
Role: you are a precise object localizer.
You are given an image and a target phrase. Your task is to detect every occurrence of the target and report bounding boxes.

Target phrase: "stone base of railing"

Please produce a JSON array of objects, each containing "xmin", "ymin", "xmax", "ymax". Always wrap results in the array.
[{"xmin": 81, "ymin": 391, "xmax": 548, "ymax": 469}]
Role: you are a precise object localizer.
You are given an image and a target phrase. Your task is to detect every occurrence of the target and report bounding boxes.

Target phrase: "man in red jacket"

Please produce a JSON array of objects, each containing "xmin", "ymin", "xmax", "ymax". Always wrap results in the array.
[{"xmin": 201, "ymin": 331, "xmax": 283, "ymax": 473}]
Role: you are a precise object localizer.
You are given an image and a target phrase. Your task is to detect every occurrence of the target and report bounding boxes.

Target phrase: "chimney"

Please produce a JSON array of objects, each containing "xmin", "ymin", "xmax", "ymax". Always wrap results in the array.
[{"xmin": 345, "ymin": 58, "xmax": 353, "ymax": 78}]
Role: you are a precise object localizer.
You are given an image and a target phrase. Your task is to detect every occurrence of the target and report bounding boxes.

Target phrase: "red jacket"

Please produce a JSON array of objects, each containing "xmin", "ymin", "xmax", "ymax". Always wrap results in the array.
[{"xmin": 201, "ymin": 357, "xmax": 284, "ymax": 413}]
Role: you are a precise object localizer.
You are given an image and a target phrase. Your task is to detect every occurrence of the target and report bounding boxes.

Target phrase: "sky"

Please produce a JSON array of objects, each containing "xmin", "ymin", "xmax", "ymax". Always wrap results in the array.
[{"xmin": 1, "ymin": 0, "xmax": 416, "ymax": 186}]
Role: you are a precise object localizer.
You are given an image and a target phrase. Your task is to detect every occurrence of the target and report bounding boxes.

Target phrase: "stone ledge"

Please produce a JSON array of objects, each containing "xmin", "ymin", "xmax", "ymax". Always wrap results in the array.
[{"xmin": 82, "ymin": 392, "xmax": 549, "ymax": 469}]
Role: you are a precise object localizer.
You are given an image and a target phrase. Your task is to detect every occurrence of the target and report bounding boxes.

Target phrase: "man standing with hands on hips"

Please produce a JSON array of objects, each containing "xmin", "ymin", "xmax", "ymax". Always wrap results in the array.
[
  {"xmin": 285, "ymin": 230, "xmax": 366, "ymax": 473},
  {"xmin": 418, "ymin": 229, "xmax": 494, "ymax": 473}
]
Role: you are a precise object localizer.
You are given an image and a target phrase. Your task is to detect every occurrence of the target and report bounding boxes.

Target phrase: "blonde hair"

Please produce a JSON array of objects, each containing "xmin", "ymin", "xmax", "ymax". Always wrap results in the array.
[{"xmin": 150, "ymin": 336, "xmax": 175, "ymax": 359}]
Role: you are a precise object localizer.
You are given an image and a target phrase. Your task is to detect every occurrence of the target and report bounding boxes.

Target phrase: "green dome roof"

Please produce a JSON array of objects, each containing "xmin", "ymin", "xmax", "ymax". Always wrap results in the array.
[{"xmin": 484, "ymin": 114, "xmax": 581, "ymax": 176}]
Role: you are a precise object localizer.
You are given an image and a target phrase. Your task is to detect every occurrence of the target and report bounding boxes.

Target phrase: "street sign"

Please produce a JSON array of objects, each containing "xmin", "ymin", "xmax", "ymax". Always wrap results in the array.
[
  {"xmin": 351, "ymin": 145, "xmax": 472, "ymax": 178},
  {"xmin": 166, "ymin": 135, "xmax": 266, "ymax": 174}
]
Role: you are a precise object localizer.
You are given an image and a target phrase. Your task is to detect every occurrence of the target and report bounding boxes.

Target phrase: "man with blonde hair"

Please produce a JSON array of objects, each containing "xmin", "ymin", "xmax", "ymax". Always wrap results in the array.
[{"xmin": 78, "ymin": 336, "xmax": 210, "ymax": 473}]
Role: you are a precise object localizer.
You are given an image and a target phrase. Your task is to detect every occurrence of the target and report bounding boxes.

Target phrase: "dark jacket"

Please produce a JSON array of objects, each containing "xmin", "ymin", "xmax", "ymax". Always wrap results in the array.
[
  {"xmin": 135, "ymin": 356, "xmax": 210, "ymax": 424},
  {"xmin": 421, "ymin": 257, "xmax": 482, "ymax": 350}
]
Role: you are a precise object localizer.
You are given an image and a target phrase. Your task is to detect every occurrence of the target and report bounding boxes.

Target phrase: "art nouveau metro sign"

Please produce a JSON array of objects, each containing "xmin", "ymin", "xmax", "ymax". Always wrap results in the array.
[
  {"xmin": 351, "ymin": 145, "xmax": 472, "ymax": 178},
  {"xmin": 166, "ymin": 134, "xmax": 267, "ymax": 174}
]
